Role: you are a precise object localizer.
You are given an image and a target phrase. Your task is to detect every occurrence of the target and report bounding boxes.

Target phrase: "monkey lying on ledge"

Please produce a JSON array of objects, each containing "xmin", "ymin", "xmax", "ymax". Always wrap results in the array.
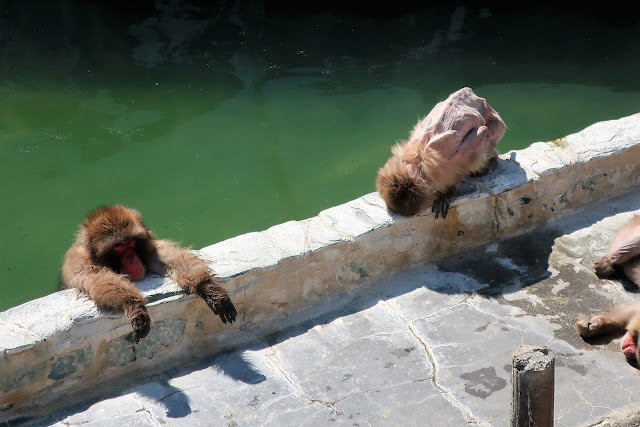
[
  {"xmin": 576, "ymin": 216, "xmax": 640, "ymax": 362},
  {"xmin": 376, "ymin": 87, "xmax": 506, "ymax": 218},
  {"xmin": 61, "ymin": 205, "xmax": 237, "ymax": 343}
]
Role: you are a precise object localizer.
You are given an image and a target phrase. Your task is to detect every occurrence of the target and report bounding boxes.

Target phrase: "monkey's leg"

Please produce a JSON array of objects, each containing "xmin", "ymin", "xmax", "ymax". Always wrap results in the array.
[
  {"xmin": 576, "ymin": 305, "xmax": 638, "ymax": 338},
  {"xmin": 432, "ymin": 187, "xmax": 457, "ymax": 219},
  {"xmin": 155, "ymin": 240, "xmax": 237, "ymax": 324},
  {"xmin": 594, "ymin": 217, "xmax": 640, "ymax": 277},
  {"xmin": 73, "ymin": 267, "xmax": 151, "ymax": 343}
]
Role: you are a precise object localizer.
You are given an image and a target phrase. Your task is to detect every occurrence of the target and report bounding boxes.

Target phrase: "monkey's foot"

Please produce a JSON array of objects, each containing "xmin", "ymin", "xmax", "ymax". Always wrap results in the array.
[
  {"xmin": 576, "ymin": 315, "xmax": 606, "ymax": 338},
  {"xmin": 125, "ymin": 303, "xmax": 151, "ymax": 343},
  {"xmin": 593, "ymin": 257, "xmax": 616, "ymax": 278},
  {"xmin": 198, "ymin": 281, "xmax": 238, "ymax": 324},
  {"xmin": 432, "ymin": 192, "xmax": 452, "ymax": 219}
]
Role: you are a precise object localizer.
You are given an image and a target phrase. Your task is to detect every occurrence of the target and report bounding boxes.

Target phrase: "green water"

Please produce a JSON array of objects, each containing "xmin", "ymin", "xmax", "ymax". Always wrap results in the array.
[{"xmin": 1, "ymin": 3, "xmax": 639, "ymax": 310}]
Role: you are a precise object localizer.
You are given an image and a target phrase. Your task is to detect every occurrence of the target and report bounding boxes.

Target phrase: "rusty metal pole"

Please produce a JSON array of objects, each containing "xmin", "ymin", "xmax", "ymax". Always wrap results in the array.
[{"xmin": 511, "ymin": 345, "xmax": 555, "ymax": 427}]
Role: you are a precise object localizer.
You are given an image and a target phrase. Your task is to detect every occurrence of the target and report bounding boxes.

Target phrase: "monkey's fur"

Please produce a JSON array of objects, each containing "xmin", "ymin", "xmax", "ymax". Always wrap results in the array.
[
  {"xmin": 61, "ymin": 205, "xmax": 237, "ymax": 343},
  {"xmin": 592, "ymin": 215, "xmax": 640, "ymax": 285},
  {"xmin": 376, "ymin": 87, "xmax": 505, "ymax": 218},
  {"xmin": 576, "ymin": 216, "xmax": 640, "ymax": 362}
]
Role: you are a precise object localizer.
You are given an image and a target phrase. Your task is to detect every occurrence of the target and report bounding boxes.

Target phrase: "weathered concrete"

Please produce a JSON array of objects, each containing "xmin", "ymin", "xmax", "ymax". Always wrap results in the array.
[
  {"xmin": 1, "ymin": 113, "xmax": 640, "ymax": 426},
  {"xmin": 12, "ymin": 187, "xmax": 640, "ymax": 426}
]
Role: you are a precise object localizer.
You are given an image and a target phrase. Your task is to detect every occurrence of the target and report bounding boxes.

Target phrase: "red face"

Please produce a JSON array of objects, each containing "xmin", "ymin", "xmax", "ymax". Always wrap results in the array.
[
  {"xmin": 621, "ymin": 331, "xmax": 638, "ymax": 360},
  {"xmin": 113, "ymin": 240, "xmax": 146, "ymax": 281}
]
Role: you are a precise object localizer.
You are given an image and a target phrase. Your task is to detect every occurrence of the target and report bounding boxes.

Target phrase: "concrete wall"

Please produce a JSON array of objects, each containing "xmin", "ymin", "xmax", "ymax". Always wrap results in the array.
[{"xmin": 1, "ymin": 113, "xmax": 639, "ymax": 421}]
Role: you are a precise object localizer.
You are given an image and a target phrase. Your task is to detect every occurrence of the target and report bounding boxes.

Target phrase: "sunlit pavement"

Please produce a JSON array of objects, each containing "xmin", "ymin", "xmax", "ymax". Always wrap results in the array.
[{"xmin": 33, "ymin": 187, "xmax": 640, "ymax": 427}]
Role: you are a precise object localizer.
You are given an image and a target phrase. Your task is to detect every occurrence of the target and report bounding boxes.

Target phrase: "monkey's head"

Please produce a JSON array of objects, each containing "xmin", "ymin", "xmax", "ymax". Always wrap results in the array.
[
  {"xmin": 376, "ymin": 156, "xmax": 432, "ymax": 216},
  {"xmin": 82, "ymin": 205, "xmax": 154, "ymax": 280}
]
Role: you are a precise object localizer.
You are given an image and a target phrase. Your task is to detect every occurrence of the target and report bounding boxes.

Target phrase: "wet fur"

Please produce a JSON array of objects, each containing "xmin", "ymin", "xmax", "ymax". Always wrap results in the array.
[{"xmin": 61, "ymin": 205, "xmax": 237, "ymax": 343}]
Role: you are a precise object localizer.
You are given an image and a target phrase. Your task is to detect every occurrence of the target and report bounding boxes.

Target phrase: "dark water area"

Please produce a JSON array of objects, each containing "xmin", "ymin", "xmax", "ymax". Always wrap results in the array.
[{"xmin": 0, "ymin": 2, "xmax": 639, "ymax": 310}]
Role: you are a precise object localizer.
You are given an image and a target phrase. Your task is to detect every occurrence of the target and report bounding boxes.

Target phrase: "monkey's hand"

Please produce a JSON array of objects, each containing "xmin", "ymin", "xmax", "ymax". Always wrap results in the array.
[
  {"xmin": 197, "ymin": 281, "xmax": 237, "ymax": 324},
  {"xmin": 432, "ymin": 192, "xmax": 451, "ymax": 219},
  {"xmin": 124, "ymin": 302, "xmax": 151, "ymax": 343},
  {"xmin": 575, "ymin": 316, "xmax": 606, "ymax": 338}
]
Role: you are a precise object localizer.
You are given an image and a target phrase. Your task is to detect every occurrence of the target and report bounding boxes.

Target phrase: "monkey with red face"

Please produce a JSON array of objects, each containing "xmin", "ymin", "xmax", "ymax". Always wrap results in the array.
[
  {"xmin": 376, "ymin": 87, "xmax": 506, "ymax": 218},
  {"xmin": 576, "ymin": 306, "xmax": 640, "ymax": 362},
  {"xmin": 61, "ymin": 205, "xmax": 237, "ymax": 343},
  {"xmin": 576, "ymin": 216, "xmax": 640, "ymax": 363}
]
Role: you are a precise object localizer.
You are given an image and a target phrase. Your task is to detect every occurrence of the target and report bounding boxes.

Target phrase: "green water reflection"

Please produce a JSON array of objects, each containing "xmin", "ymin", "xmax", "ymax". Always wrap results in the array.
[{"xmin": 1, "ymin": 3, "xmax": 639, "ymax": 310}]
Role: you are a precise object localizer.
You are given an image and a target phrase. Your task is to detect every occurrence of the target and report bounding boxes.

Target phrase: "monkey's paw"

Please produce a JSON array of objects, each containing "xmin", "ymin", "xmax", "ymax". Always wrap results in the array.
[
  {"xmin": 198, "ymin": 282, "xmax": 237, "ymax": 324},
  {"xmin": 126, "ymin": 304, "xmax": 151, "ymax": 343},
  {"xmin": 575, "ymin": 315, "xmax": 605, "ymax": 338},
  {"xmin": 432, "ymin": 193, "xmax": 451, "ymax": 219},
  {"xmin": 593, "ymin": 257, "xmax": 616, "ymax": 278}
]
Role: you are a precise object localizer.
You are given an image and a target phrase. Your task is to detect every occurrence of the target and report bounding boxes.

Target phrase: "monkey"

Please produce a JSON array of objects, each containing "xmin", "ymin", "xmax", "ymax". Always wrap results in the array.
[
  {"xmin": 576, "ymin": 216, "xmax": 640, "ymax": 362},
  {"xmin": 376, "ymin": 87, "xmax": 506, "ymax": 218},
  {"xmin": 61, "ymin": 205, "xmax": 237, "ymax": 343},
  {"xmin": 576, "ymin": 306, "xmax": 640, "ymax": 363}
]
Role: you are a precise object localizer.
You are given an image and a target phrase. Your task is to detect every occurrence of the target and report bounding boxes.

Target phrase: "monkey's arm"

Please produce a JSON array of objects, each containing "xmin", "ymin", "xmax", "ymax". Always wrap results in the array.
[
  {"xmin": 62, "ymin": 245, "xmax": 150, "ymax": 343},
  {"xmin": 154, "ymin": 239, "xmax": 237, "ymax": 324},
  {"xmin": 575, "ymin": 305, "xmax": 638, "ymax": 338}
]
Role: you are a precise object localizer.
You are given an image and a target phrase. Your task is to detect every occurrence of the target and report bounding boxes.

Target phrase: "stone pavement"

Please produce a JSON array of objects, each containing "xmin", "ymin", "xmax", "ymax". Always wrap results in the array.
[{"xmin": 20, "ymin": 188, "xmax": 640, "ymax": 426}]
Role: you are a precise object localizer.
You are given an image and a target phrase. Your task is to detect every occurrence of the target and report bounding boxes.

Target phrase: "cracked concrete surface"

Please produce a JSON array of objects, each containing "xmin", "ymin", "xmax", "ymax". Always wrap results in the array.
[{"xmin": 15, "ymin": 187, "xmax": 640, "ymax": 426}]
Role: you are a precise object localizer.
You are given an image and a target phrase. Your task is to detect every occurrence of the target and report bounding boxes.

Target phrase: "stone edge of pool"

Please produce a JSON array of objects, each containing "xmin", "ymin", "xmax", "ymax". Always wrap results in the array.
[{"xmin": 1, "ymin": 112, "xmax": 640, "ymax": 421}]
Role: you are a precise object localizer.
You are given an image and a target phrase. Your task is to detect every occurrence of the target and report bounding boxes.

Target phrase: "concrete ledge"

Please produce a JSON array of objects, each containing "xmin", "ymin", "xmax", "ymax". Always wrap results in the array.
[{"xmin": 1, "ymin": 113, "xmax": 639, "ymax": 421}]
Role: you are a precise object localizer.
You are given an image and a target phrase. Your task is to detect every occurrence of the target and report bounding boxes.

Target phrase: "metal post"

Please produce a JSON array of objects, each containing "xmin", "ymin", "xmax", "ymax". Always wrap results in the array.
[{"xmin": 511, "ymin": 345, "xmax": 555, "ymax": 427}]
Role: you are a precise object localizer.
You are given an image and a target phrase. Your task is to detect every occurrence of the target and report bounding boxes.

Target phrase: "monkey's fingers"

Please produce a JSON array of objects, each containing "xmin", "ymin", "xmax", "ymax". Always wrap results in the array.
[
  {"xmin": 198, "ymin": 282, "xmax": 237, "ymax": 324},
  {"xmin": 209, "ymin": 297, "xmax": 237, "ymax": 324},
  {"xmin": 219, "ymin": 298, "xmax": 237, "ymax": 324},
  {"xmin": 432, "ymin": 194, "xmax": 451, "ymax": 219},
  {"xmin": 441, "ymin": 200, "xmax": 450, "ymax": 219},
  {"xmin": 129, "ymin": 308, "xmax": 151, "ymax": 343}
]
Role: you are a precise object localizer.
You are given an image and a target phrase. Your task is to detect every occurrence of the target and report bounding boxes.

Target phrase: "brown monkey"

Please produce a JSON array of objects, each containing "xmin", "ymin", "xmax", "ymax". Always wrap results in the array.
[
  {"xmin": 576, "ymin": 216, "xmax": 640, "ymax": 361},
  {"xmin": 376, "ymin": 87, "xmax": 506, "ymax": 218},
  {"xmin": 61, "ymin": 205, "xmax": 237, "ymax": 343},
  {"xmin": 576, "ymin": 306, "xmax": 640, "ymax": 362}
]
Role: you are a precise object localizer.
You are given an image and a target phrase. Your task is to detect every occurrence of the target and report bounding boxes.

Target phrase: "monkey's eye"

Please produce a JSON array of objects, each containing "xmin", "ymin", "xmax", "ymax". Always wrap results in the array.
[{"xmin": 113, "ymin": 240, "xmax": 136, "ymax": 255}]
